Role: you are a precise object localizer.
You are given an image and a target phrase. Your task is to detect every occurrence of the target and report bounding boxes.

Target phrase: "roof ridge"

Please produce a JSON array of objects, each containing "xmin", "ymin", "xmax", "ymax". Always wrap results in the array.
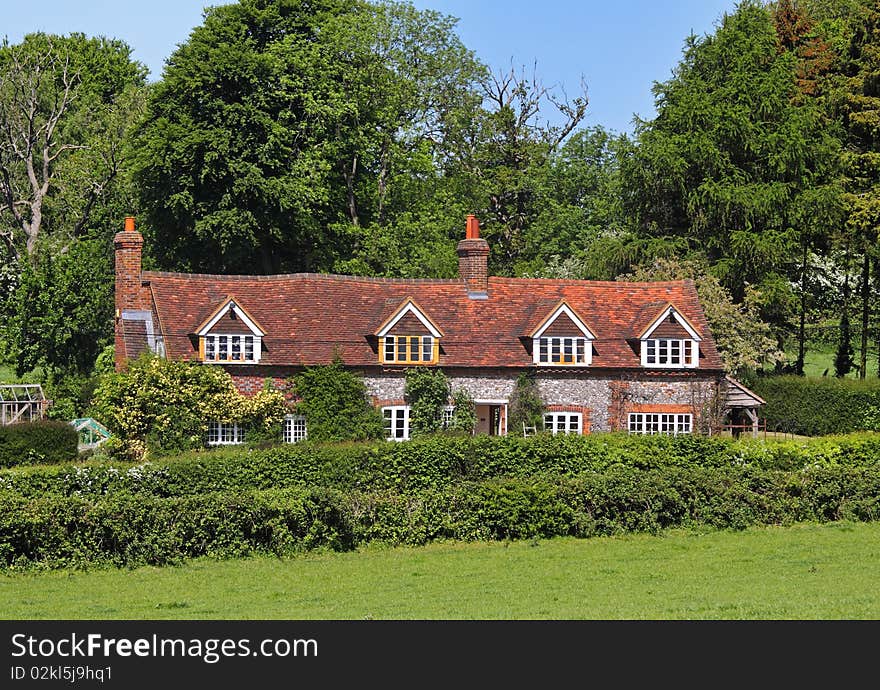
[{"xmin": 143, "ymin": 270, "xmax": 465, "ymax": 284}]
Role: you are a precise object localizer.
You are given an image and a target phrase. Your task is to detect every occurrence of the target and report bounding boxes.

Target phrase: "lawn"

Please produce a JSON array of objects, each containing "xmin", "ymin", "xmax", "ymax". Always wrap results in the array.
[{"xmin": 2, "ymin": 521, "xmax": 878, "ymax": 620}]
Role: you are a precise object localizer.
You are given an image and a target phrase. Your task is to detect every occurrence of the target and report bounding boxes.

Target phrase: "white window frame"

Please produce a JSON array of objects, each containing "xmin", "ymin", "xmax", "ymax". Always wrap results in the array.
[
  {"xmin": 207, "ymin": 421, "xmax": 245, "ymax": 445},
  {"xmin": 543, "ymin": 412, "xmax": 582, "ymax": 435},
  {"xmin": 535, "ymin": 336, "xmax": 591, "ymax": 366},
  {"xmin": 283, "ymin": 414, "xmax": 308, "ymax": 443},
  {"xmin": 383, "ymin": 406, "xmax": 410, "ymax": 441},
  {"xmin": 627, "ymin": 413, "xmax": 692, "ymax": 436},
  {"xmin": 204, "ymin": 333, "xmax": 261, "ymax": 364},
  {"xmin": 640, "ymin": 338, "xmax": 698, "ymax": 368}
]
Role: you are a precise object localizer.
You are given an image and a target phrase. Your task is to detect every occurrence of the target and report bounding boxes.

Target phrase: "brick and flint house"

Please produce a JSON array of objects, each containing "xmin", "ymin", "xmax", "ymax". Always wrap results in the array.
[{"xmin": 115, "ymin": 215, "xmax": 760, "ymax": 442}]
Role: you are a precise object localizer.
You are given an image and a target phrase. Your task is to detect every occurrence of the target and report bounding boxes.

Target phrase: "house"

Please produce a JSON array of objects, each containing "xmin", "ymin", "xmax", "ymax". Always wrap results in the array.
[{"xmin": 114, "ymin": 215, "xmax": 732, "ymax": 442}]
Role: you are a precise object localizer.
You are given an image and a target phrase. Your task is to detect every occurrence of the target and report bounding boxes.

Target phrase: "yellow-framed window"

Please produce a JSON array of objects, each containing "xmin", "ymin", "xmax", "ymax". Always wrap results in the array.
[{"xmin": 382, "ymin": 335, "xmax": 437, "ymax": 364}]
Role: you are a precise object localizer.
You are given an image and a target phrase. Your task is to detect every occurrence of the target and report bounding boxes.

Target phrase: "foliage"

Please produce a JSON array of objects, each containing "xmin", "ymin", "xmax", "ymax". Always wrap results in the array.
[
  {"xmin": 404, "ymin": 368, "xmax": 451, "ymax": 436},
  {"xmin": 129, "ymin": 0, "xmax": 484, "ymax": 276},
  {"xmin": 619, "ymin": 257, "xmax": 785, "ymax": 378},
  {"xmin": 621, "ymin": 0, "xmax": 843, "ymax": 338},
  {"xmin": 507, "ymin": 372, "xmax": 545, "ymax": 435},
  {"xmin": 3, "ymin": 237, "xmax": 114, "ymax": 378},
  {"xmin": 289, "ymin": 357, "xmax": 384, "ymax": 442},
  {"xmin": 448, "ymin": 388, "xmax": 477, "ymax": 436},
  {"xmin": 0, "ymin": 420, "xmax": 79, "ymax": 468},
  {"xmin": 751, "ymin": 374, "xmax": 880, "ymax": 435},
  {"xmin": 90, "ymin": 354, "xmax": 288, "ymax": 458},
  {"xmin": 3, "ymin": 462, "xmax": 880, "ymax": 569}
]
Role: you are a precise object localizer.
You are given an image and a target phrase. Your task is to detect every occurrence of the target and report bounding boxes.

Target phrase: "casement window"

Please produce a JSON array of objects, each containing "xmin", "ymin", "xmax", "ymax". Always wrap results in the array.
[
  {"xmin": 543, "ymin": 412, "xmax": 582, "ymax": 435},
  {"xmin": 536, "ymin": 336, "xmax": 590, "ymax": 365},
  {"xmin": 382, "ymin": 335, "xmax": 436, "ymax": 365},
  {"xmin": 383, "ymin": 406, "xmax": 410, "ymax": 441},
  {"xmin": 627, "ymin": 413, "xmax": 692, "ymax": 436},
  {"xmin": 203, "ymin": 334, "xmax": 259, "ymax": 364},
  {"xmin": 283, "ymin": 415, "xmax": 307, "ymax": 443},
  {"xmin": 641, "ymin": 339, "xmax": 698, "ymax": 368},
  {"xmin": 441, "ymin": 405, "xmax": 454, "ymax": 430},
  {"xmin": 207, "ymin": 421, "xmax": 245, "ymax": 445}
]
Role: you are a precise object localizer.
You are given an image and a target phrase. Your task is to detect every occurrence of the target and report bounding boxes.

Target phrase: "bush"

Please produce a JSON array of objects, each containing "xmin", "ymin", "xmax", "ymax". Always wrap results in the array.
[
  {"xmin": 2, "ymin": 465, "xmax": 880, "ymax": 570},
  {"xmin": 290, "ymin": 357, "xmax": 384, "ymax": 442},
  {"xmin": 90, "ymin": 353, "xmax": 288, "ymax": 458},
  {"xmin": 0, "ymin": 420, "xmax": 79, "ymax": 468},
  {"xmin": 751, "ymin": 376, "xmax": 880, "ymax": 436},
  {"xmin": 4, "ymin": 431, "xmax": 880, "ymax": 499}
]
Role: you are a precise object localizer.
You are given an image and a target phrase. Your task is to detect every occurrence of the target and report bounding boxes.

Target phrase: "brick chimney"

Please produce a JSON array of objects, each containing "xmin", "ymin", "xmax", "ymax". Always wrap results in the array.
[
  {"xmin": 457, "ymin": 214, "xmax": 489, "ymax": 298},
  {"xmin": 114, "ymin": 216, "xmax": 145, "ymax": 369}
]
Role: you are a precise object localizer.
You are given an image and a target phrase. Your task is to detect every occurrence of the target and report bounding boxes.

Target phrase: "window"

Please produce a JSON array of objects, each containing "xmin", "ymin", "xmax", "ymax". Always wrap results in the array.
[
  {"xmin": 383, "ymin": 406, "xmax": 410, "ymax": 441},
  {"xmin": 535, "ymin": 336, "xmax": 590, "ymax": 365},
  {"xmin": 441, "ymin": 405, "xmax": 454, "ymax": 430},
  {"xmin": 641, "ymin": 339, "xmax": 697, "ymax": 368},
  {"xmin": 382, "ymin": 335, "xmax": 436, "ymax": 364},
  {"xmin": 628, "ymin": 413, "xmax": 692, "ymax": 435},
  {"xmin": 283, "ymin": 415, "xmax": 307, "ymax": 443},
  {"xmin": 207, "ymin": 421, "xmax": 244, "ymax": 445},
  {"xmin": 203, "ymin": 334, "xmax": 259, "ymax": 363},
  {"xmin": 543, "ymin": 412, "xmax": 582, "ymax": 435}
]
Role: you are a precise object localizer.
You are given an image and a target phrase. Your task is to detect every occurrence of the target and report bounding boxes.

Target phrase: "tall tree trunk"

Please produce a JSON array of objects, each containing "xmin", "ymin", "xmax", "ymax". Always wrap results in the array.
[
  {"xmin": 796, "ymin": 237, "xmax": 808, "ymax": 376},
  {"xmin": 859, "ymin": 250, "xmax": 870, "ymax": 379}
]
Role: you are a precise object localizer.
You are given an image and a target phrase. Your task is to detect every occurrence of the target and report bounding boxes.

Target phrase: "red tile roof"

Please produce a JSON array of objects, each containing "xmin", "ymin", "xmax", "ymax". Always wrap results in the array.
[{"xmin": 144, "ymin": 272, "xmax": 724, "ymax": 371}]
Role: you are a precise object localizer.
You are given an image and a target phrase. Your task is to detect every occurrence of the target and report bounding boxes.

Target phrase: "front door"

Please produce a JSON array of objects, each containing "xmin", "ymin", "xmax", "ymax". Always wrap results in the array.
[{"xmin": 475, "ymin": 404, "xmax": 506, "ymax": 436}]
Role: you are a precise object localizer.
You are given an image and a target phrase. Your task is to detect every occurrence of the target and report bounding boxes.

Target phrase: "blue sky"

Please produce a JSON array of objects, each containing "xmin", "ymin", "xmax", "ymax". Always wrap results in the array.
[{"xmin": 2, "ymin": 0, "xmax": 739, "ymax": 134}]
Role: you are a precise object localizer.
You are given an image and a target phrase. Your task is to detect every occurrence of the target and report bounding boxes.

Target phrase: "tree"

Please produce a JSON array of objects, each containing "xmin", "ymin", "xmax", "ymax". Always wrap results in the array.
[
  {"xmin": 0, "ymin": 33, "xmax": 146, "ymax": 260},
  {"xmin": 620, "ymin": 257, "xmax": 785, "ymax": 379},
  {"xmin": 621, "ymin": 0, "xmax": 843, "ymax": 348},
  {"xmin": 130, "ymin": 0, "xmax": 484, "ymax": 276},
  {"xmin": 834, "ymin": 0, "xmax": 880, "ymax": 378}
]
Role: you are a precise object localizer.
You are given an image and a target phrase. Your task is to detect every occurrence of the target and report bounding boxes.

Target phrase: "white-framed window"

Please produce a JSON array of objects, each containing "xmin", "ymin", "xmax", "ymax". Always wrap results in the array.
[
  {"xmin": 283, "ymin": 415, "xmax": 307, "ymax": 443},
  {"xmin": 207, "ymin": 421, "xmax": 245, "ymax": 445},
  {"xmin": 543, "ymin": 412, "xmax": 582, "ymax": 435},
  {"xmin": 535, "ymin": 336, "xmax": 591, "ymax": 365},
  {"xmin": 641, "ymin": 339, "xmax": 698, "ymax": 368},
  {"xmin": 383, "ymin": 335, "xmax": 436, "ymax": 364},
  {"xmin": 441, "ymin": 405, "xmax": 454, "ymax": 430},
  {"xmin": 204, "ymin": 334, "xmax": 260, "ymax": 364},
  {"xmin": 628, "ymin": 413, "xmax": 692, "ymax": 435},
  {"xmin": 383, "ymin": 406, "xmax": 410, "ymax": 441}
]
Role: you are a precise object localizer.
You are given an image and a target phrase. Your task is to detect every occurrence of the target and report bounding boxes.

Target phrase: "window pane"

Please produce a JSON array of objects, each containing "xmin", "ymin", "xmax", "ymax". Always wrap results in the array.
[
  {"xmin": 218, "ymin": 336, "xmax": 228, "ymax": 360},
  {"xmin": 397, "ymin": 336, "xmax": 407, "ymax": 361},
  {"xmin": 384, "ymin": 338, "xmax": 395, "ymax": 362},
  {"xmin": 423, "ymin": 337, "xmax": 433, "ymax": 361},
  {"xmin": 410, "ymin": 336, "xmax": 420, "ymax": 361},
  {"xmin": 245, "ymin": 337, "xmax": 254, "ymax": 361},
  {"xmin": 551, "ymin": 338, "xmax": 561, "ymax": 363},
  {"xmin": 205, "ymin": 337, "xmax": 216, "ymax": 361},
  {"xmin": 563, "ymin": 338, "xmax": 573, "ymax": 363},
  {"xmin": 539, "ymin": 338, "xmax": 549, "ymax": 363}
]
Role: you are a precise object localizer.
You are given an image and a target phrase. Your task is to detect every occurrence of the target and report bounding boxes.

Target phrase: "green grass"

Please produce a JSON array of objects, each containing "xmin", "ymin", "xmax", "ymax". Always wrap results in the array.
[
  {"xmin": 787, "ymin": 340, "xmax": 879, "ymax": 379},
  {"xmin": 2, "ymin": 522, "xmax": 878, "ymax": 620}
]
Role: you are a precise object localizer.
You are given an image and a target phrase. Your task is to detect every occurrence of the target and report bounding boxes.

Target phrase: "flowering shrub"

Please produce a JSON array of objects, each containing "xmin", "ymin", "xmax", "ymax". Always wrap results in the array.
[{"xmin": 90, "ymin": 354, "xmax": 288, "ymax": 459}]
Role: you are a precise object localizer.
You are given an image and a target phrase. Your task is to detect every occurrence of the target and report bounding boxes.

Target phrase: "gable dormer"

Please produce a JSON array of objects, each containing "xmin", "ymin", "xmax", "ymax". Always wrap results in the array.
[
  {"xmin": 376, "ymin": 299, "xmax": 443, "ymax": 365},
  {"xmin": 638, "ymin": 304, "xmax": 701, "ymax": 368},
  {"xmin": 530, "ymin": 301, "xmax": 595, "ymax": 366},
  {"xmin": 196, "ymin": 296, "xmax": 265, "ymax": 364}
]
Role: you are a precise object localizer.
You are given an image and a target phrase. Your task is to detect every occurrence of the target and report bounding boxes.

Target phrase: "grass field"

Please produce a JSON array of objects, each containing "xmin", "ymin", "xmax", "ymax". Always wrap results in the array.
[{"xmin": 2, "ymin": 522, "xmax": 878, "ymax": 620}]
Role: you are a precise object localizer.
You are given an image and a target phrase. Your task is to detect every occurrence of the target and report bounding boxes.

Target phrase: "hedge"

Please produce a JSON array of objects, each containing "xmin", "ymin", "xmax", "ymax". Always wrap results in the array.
[
  {"xmin": 2, "ymin": 466, "xmax": 880, "ymax": 570},
  {"xmin": 0, "ymin": 420, "xmax": 79, "ymax": 468},
  {"xmin": 751, "ymin": 376, "xmax": 880, "ymax": 437},
  {"xmin": 3, "ymin": 432, "xmax": 880, "ymax": 499}
]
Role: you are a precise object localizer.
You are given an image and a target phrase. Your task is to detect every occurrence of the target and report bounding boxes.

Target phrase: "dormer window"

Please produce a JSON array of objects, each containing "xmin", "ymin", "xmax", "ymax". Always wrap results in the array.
[
  {"xmin": 196, "ymin": 297, "xmax": 265, "ymax": 365},
  {"xmin": 638, "ymin": 304, "xmax": 701, "ymax": 369},
  {"xmin": 384, "ymin": 335, "xmax": 435, "ymax": 364},
  {"xmin": 376, "ymin": 299, "xmax": 443, "ymax": 366},
  {"xmin": 530, "ymin": 301, "xmax": 595, "ymax": 366}
]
